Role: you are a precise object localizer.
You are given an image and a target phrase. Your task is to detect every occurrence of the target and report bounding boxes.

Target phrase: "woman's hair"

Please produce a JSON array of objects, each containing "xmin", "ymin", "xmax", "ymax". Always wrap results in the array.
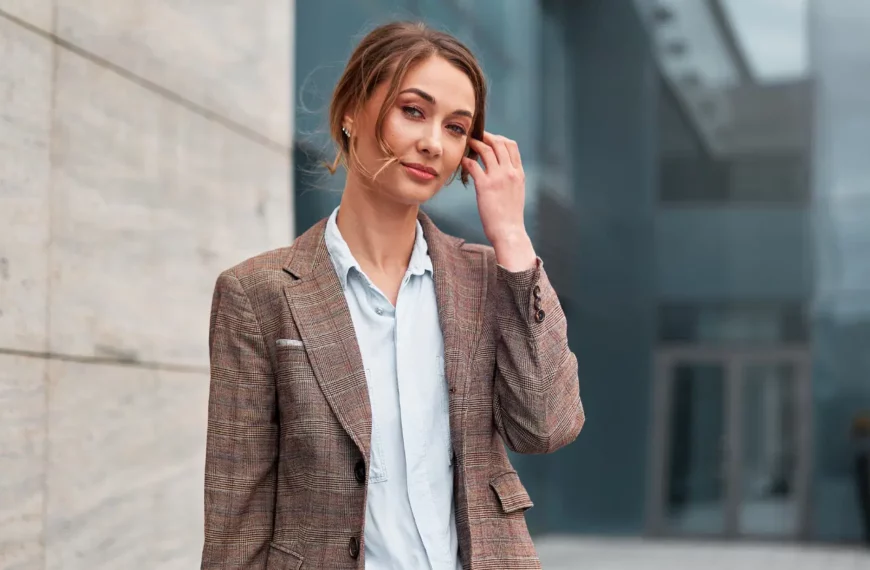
[{"xmin": 327, "ymin": 21, "xmax": 487, "ymax": 185}]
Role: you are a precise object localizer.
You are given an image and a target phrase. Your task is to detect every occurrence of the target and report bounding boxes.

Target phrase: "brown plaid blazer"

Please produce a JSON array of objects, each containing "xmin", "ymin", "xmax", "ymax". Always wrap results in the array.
[{"xmin": 201, "ymin": 212, "xmax": 585, "ymax": 570}]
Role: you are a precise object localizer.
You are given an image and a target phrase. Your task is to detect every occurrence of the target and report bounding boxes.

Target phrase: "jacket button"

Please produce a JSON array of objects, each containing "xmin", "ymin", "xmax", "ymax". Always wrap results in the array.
[
  {"xmin": 354, "ymin": 460, "xmax": 366, "ymax": 484},
  {"xmin": 535, "ymin": 309, "xmax": 546, "ymax": 323},
  {"xmin": 348, "ymin": 536, "xmax": 360, "ymax": 559}
]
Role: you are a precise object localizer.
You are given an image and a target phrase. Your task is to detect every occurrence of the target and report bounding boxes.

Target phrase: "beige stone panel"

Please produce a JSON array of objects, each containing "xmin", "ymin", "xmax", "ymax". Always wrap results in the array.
[
  {"xmin": 55, "ymin": 0, "xmax": 293, "ymax": 147},
  {"xmin": 0, "ymin": 16, "xmax": 52, "ymax": 352},
  {"xmin": 0, "ymin": 0, "xmax": 53, "ymax": 32},
  {"xmin": 45, "ymin": 361, "xmax": 208, "ymax": 570},
  {"xmin": 50, "ymin": 48, "xmax": 292, "ymax": 367},
  {"xmin": 0, "ymin": 355, "xmax": 47, "ymax": 570}
]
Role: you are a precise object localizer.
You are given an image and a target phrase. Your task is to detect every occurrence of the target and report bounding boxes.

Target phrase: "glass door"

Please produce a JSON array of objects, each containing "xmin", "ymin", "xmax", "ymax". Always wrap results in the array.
[
  {"xmin": 735, "ymin": 357, "xmax": 812, "ymax": 538},
  {"xmin": 648, "ymin": 349, "xmax": 811, "ymax": 539}
]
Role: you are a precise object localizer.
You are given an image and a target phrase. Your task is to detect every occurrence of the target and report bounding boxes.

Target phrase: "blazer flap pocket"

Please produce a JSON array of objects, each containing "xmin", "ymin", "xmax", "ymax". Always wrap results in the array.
[
  {"xmin": 267, "ymin": 542, "xmax": 303, "ymax": 570},
  {"xmin": 490, "ymin": 471, "xmax": 534, "ymax": 513}
]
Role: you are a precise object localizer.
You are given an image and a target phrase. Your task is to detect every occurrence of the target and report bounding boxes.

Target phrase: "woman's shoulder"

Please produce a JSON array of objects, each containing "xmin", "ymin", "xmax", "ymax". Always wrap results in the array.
[
  {"xmin": 210, "ymin": 246, "xmax": 294, "ymax": 310},
  {"xmin": 418, "ymin": 211, "xmax": 497, "ymax": 267},
  {"xmin": 220, "ymin": 245, "xmax": 293, "ymax": 282},
  {"xmin": 218, "ymin": 218, "xmax": 328, "ymax": 285},
  {"xmin": 443, "ymin": 239, "xmax": 500, "ymax": 288}
]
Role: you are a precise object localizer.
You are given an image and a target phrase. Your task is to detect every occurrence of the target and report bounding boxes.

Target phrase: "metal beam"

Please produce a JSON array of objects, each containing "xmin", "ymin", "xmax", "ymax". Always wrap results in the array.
[{"xmin": 707, "ymin": 0, "xmax": 755, "ymax": 85}]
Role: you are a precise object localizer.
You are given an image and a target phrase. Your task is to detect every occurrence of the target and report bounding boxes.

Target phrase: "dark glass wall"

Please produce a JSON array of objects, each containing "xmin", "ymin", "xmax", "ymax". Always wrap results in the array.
[
  {"xmin": 532, "ymin": 0, "xmax": 658, "ymax": 534},
  {"xmin": 809, "ymin": 0, "xmax": 870, "ymax": 542},
  {"xmin": 295, "ymin": 0, "xmax": 870, "ymax": 544}
]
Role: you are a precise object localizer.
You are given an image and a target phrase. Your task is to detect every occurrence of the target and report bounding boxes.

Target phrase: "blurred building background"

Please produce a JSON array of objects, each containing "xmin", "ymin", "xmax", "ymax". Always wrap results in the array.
[
  {"xmin": 1, "ymin": 0, "xmax": 869, "ymax": 569},
  {"xmin": 295, "ymin": 0, "xmax": 870, "ymax": 546}
]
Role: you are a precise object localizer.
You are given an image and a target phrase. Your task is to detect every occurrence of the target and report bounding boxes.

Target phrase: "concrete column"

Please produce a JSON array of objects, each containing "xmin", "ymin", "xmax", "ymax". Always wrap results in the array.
[{"xmin": 0, "ymin": 1, "xmax": 295, "ymax": 567}]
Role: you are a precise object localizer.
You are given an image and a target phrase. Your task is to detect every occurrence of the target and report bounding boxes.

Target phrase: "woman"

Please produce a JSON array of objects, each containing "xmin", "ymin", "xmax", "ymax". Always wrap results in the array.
[{"xmin": 201, "ymin": 21, "xmax": 584, "ymax": 570}]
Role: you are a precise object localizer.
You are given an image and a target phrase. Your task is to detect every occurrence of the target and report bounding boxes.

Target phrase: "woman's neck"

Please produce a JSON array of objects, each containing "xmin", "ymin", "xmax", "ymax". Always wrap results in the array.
[{"xmin": 336, "ymin": 177, "xmax": 419, "ymax": 277}]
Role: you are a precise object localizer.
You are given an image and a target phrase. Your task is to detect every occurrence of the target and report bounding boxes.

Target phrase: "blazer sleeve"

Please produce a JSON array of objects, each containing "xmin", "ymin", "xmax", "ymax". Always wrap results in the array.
[
  {"xmin": 492, "ymin": 257, "xmax": 585, "ymax": 454},
  {"xmin": 201, "ymin": 270, "xmax": 278, "ymax": 569}
]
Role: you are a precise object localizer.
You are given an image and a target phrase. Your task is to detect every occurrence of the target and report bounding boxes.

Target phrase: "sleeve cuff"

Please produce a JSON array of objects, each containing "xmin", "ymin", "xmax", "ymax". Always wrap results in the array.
[
  {"xmin": 496, "ymin": 256, "xmax": 543, "ymax": 290},
  {"xmin": 496, "ymin": 257, "xmax": 545, "ymax": 324}
]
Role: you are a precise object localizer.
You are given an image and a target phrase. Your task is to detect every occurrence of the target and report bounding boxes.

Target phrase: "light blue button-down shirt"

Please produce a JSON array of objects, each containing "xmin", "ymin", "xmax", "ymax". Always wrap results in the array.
[{"xmin": 324, "ymin": 208, "xmax": 462, "ymax": 570}]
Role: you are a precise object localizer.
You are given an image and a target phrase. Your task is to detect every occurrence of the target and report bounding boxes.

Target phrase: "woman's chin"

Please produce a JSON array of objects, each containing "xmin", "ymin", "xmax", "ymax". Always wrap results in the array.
[{"xmin": 380, "ymin": 179, "xmax": 443, "ymax": 207}]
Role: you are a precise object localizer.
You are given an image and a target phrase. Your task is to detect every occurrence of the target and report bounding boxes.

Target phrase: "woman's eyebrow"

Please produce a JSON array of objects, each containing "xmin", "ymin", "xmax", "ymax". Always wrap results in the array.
[{"xmin": 399, "ymin": 88, "xmax": 473, "ymax": 119}]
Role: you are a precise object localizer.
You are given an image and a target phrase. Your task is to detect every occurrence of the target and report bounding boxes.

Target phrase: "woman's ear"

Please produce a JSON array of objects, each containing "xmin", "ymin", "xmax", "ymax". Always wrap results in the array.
[{"xmin": 343, "ymin": 115, "xmax": 355, "ymax": 136}]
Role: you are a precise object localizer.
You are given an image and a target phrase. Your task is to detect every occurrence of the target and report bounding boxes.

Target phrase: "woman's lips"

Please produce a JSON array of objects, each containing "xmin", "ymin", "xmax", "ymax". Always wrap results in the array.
[{"xmin": 402, "ymin": 162, "xmax": 437, "ymax": 181}]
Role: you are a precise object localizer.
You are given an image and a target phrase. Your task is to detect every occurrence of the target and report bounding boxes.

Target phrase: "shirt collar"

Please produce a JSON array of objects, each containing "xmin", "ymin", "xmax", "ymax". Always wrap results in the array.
[
  {"xmin": 324, "ymin": 207, "xmax": 433, "ymax": 290},
  {"xmin": 408, "ymin": 216, "xmax": 434, "ymax": 277}
]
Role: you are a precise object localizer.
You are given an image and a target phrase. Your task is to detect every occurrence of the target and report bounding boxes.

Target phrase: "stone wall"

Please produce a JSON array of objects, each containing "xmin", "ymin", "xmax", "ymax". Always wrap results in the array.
[{"xmin": 0, "ymin": 2, "xmax": 294, "ymax": 568}]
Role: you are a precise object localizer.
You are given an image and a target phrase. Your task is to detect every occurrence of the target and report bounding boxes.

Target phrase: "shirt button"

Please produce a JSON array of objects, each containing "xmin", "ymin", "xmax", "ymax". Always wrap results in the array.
[
  {"xmin": 354, "ymin": 460, "xmax": 366, "ymax": 484},
  {"xmin": 348, "ymin": 536, "xmax": 361, "ymax": 559},
  {"xmin": 375, "ymin": 307, "xmax": 384, "ymax": 316}
]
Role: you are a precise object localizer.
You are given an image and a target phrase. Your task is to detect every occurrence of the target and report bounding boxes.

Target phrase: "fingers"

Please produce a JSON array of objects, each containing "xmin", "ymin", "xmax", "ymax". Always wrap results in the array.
[
  {"xmin": 467, "ymin": 138, "xmax": 496, "ymax": 172},
  {"xmin": 483, "ymin": 131, "xmax": 512, "ymax": 168},
  {"xmin": 466, "ymin": 132, "xmax": 524, "ymax": 182},
  {"xmin": 505, "ymin": 138, "xmax": 523, "ymax": 172},
  {"xmin": 461, "ymin": 156, "xmax": 486, "ymax": 182}
]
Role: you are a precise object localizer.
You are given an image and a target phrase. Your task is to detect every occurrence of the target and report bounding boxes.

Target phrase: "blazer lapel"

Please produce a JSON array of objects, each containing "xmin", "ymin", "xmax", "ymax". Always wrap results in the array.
[
  {"xmin": 280, "ymin": 213, "xmax": 489, "ymax": 461},
  {"xmin": 419, "ymin": 213, "xmax": 488, "ymax": 418},
  {"xmin": 282, "ymin": 221, "xmax": 372, "ymax": 459}
]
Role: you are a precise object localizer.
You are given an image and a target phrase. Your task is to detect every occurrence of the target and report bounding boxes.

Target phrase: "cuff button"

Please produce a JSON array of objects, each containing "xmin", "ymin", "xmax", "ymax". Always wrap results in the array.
[{"xmin": 535, "ymin": 309, "xmax": 546, "ymax": 323}]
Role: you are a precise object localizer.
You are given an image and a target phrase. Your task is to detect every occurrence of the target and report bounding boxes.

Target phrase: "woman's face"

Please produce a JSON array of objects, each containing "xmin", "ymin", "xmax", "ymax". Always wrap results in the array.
[{"xmin": 346, "ymin": 55, "xmax": 476, "ymax": 206}]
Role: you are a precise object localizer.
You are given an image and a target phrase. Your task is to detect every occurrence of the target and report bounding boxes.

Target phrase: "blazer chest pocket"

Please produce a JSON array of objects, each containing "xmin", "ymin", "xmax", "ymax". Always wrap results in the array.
[
  {"xmin": 276, "ymin": 339, "xmax": 308, "ymax": 364},
  {"xmin": 490, "ymin": 471, "xmax": 534, "ymax": 514},
  {"xmin": 275, "ymin": 339, "xmax": 314, "ymax": 383}
]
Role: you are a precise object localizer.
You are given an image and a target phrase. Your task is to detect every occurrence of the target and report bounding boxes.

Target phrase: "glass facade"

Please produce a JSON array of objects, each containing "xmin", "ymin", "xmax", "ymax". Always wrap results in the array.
[{"xmin": 294, "ymin": 0, "xmax": 870, "ymax": 544}]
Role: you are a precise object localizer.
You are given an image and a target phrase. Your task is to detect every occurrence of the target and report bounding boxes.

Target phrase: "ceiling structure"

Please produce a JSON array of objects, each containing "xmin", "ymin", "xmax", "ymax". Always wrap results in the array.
[{"xmin": 635, "ymin": 0, "xmax": 810, "ymax": 157}]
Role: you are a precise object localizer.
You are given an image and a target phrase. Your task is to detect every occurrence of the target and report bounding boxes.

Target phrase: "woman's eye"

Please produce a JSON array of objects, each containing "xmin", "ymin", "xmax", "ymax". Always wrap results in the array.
[
  {"xmin": 402, "ymin": 106, "xmax": 423, "ymax": 118},
  {"xmin": 401, "ymin": 105, "xmax": 466, "ymax": 136}
]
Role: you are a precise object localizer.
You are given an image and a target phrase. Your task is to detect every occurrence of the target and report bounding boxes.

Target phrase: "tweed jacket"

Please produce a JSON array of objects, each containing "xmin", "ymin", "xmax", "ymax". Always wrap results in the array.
[{"xmin": 201, "ymin": 212, "xmax": 585, "ymax": 570}]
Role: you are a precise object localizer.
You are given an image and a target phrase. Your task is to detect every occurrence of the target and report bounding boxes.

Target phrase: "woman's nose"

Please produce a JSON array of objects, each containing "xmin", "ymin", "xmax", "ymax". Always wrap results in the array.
[{"xmin": 417, "ymin": 128, "xmax": 443, "ymax": 156}]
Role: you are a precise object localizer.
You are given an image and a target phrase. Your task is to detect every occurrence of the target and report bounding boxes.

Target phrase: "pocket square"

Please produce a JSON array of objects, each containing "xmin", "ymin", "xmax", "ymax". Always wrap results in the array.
[{"xmin": 276, "ymin": 338, "xmax": 304, "ymax": 348}]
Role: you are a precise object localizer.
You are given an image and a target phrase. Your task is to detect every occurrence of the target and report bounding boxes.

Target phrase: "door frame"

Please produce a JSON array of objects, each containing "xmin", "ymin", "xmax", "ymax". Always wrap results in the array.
[{"xmin": 646, "ymin": 346, "xmax": 813, "ymax": 540}]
